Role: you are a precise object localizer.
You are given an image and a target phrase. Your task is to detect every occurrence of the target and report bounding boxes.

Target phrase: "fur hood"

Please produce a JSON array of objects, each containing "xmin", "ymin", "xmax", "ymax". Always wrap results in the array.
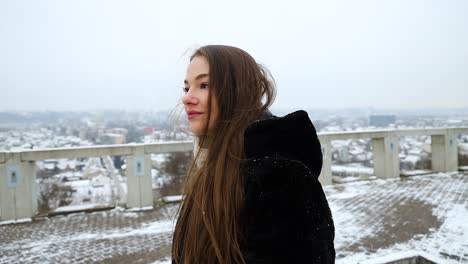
[{"xmin": 244, "ymin": 110, "xmax": 323, "ymax": 178}]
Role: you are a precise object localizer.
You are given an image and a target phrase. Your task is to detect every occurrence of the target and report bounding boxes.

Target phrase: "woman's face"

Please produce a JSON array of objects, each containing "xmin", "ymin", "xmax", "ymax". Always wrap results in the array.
[{"xmin": 183, "ymin": 56, "xmax": 219, "ymax": 135}]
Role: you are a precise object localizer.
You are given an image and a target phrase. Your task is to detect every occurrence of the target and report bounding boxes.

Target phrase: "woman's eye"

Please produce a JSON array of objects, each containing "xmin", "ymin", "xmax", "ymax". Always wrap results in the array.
[
  {"xmin": 200, "ymin": 83, "xmax": 209, "ymax": 89},
  {"xmin": 182, "ymin": 87, "xmax": 189, "ymax": 93}
]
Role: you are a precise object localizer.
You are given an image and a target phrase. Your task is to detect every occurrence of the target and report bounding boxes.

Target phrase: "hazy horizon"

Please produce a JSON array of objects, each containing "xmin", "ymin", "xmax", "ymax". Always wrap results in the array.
[
  {"xmin": 2, "ymin": 104, "xmax": 468, "ymax": 113},
  {"xmin": 2, "ymin": 0, "xmax": 467, "ymax": 111}
]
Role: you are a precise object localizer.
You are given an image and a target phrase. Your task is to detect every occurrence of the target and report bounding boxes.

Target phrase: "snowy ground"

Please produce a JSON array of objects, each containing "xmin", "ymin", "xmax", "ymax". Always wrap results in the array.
[
  {"xmin": 330, "ymin": 172, "xmax": 468, "ymax": 263},
  {"xmin": 0, "ymin": 172, "xmax": 467, "ymax": 263}
]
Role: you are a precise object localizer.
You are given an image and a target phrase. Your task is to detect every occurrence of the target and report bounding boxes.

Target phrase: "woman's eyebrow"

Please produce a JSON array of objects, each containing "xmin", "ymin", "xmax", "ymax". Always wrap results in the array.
[
  {"xmin": 184, "ymin": 73, "xmax": 209, "ymax": 84},
  {"xmin": 195, "ymin": 73, "xmax": 209, "ymax": 80}
]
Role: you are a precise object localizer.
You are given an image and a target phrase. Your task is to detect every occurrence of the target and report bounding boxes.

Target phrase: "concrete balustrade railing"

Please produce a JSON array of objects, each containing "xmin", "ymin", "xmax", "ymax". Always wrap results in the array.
[
  {"xmin": 1, "ymin": 127, "xmax": 468, "ymax": 222},
  {"xmin": 317, "ymin": 127, "xmax": 468, "ymax": 185},
  {"xmin": 0, "ymin": 142, "xmax": 193, "ymax": 222}
]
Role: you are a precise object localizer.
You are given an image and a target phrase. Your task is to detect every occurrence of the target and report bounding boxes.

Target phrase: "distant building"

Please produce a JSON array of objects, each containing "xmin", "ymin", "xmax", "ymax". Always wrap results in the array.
[
  {"xmin": 144, "ymin": 127, "xmax": 154, "ymax": 135},
  {"xmin": 99, "ymin": 128, "xmax": 128, "ymax": 144},
  {"xmin": 101, "ymin": 133, "xmax": 126, "ymax": 144},
  {"xmin": 369, "ymin": 114, "xmax": 396, "ymax": 127},
  {"xmin": 109, "ymin": 128, "xmax": 128, "ymax": 136},
  {"xmin": 334, "ymin": 146, "xmax": 350, "ymax": 163}
]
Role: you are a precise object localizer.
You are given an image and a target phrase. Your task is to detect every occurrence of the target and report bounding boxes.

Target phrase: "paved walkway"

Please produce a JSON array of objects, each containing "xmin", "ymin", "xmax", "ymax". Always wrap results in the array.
[{"xmin": 1, "ymin": 172, "xmax": 467, "ymax": 263}]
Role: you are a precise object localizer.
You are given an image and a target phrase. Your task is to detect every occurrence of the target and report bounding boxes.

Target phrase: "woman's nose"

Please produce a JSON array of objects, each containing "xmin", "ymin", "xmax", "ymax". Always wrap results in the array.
[{"xmin": 182, "ymin": 89, "xmax": 198, "ymax": 105}]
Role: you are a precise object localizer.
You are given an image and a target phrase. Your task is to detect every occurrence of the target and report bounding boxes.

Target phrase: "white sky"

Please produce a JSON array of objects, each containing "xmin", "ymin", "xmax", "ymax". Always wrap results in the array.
[{"xmin": 1, "ymin": 0, "xmax": 467, "ymax": 111}]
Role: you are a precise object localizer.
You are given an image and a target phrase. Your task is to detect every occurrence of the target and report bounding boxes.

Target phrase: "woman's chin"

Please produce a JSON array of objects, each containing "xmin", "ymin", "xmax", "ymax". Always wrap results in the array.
[{"xmin": 189, "ymin": 126, "xmax": 202, "ymax": 135}]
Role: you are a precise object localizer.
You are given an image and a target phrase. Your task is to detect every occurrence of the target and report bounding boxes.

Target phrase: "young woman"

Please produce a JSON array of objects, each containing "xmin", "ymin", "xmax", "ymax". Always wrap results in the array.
[{"xmin": 172, "ymin": 45, "xmax": 335, "ymax": 263}]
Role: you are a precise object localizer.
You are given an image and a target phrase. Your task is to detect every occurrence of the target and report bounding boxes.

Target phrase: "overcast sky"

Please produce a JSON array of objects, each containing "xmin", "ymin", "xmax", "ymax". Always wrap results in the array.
[{"xmin": 1, "ymin": 0, "xmax": 467, "ymax": 112}]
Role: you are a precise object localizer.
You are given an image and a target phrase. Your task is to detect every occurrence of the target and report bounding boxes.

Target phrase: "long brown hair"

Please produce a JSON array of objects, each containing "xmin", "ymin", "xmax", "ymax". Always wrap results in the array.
[{"xmin": 173, "ymin": 45, "xmax": 276, "ymax": 263}]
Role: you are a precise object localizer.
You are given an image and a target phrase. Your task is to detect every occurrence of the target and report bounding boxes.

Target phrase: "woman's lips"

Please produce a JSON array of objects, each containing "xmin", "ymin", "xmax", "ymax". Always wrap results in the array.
[{"xmin": 188, "ymin": 113, "xmax": 202, "ymax": 120}]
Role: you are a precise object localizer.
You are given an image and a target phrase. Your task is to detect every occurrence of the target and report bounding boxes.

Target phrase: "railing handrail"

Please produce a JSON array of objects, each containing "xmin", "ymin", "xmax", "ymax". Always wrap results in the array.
[
  {"xmin": 318, "ymin": 127, "xmax": 468, "ymax": 140},
  {"xmin": 0, "ymin": 141, "xmax": 194, "ymax": 163}
]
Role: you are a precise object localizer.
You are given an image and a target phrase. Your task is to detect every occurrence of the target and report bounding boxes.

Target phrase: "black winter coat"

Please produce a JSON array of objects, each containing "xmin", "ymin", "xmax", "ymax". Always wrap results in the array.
[
  {"xmin": 240, "ymin": 110, "xmax": 335, "ymax": 263},
  {"xmin": 172, "ymin": 110, "xmax": 335, "ymax": 263}
]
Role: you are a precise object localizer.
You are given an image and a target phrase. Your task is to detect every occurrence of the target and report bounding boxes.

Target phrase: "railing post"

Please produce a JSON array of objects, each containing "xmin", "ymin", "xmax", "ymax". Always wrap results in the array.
[
  {"xmin": 0, "ymin": 153, "xmax": 37, "ymax": 222},
  {"xmin": 126, "ymin": 146, "xmax": 153, "ymax": 209},
  {"xmin": 319, "ymin": 138, "xmax": 332, "ymax": 185},
  {"xmin": 372, "ymin": 136, "xmax": 400, "ymax": 178},
  {"xmin": 431, "ymin": 131, "xmax": 458, "ymax": 172}
]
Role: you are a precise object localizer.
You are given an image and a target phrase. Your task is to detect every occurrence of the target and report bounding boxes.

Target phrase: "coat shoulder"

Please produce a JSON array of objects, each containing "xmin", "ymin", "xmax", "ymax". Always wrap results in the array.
[{"xmin": 244, "ymin": 153, "xmax": 316, "ymax": 190}]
